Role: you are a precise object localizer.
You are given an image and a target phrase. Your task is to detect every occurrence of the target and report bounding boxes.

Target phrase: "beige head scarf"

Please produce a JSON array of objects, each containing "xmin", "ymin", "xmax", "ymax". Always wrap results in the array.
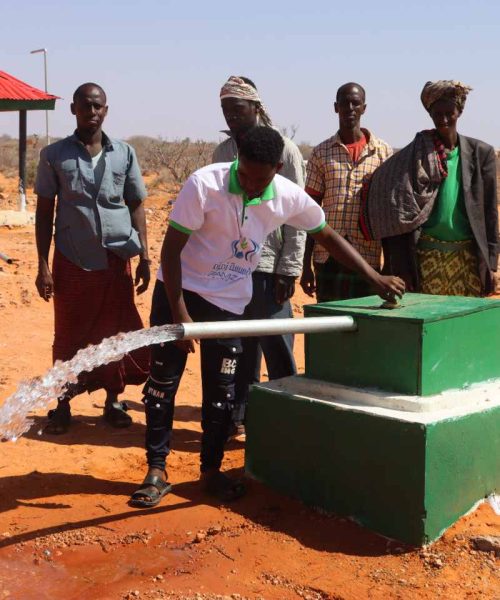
[
  {"xmin": 421, "ymin": 80, "xmax": 473, "ymax": 113},
  {"xmin": 220, "ymin": 76, "xmax": 273, "ymax": 127}
]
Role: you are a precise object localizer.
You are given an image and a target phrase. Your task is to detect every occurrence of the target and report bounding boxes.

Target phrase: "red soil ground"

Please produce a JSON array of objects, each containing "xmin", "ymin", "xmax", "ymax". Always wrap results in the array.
[{"xmin": 0, "ymin": 175, "xmax": 498, "ymax": 600}]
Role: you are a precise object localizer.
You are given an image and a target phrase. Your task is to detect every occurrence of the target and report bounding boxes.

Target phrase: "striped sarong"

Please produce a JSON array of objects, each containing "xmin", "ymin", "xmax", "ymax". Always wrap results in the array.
[{"xmin": 52, "ymin": 249, "xmax": 149, "ymax": 394}]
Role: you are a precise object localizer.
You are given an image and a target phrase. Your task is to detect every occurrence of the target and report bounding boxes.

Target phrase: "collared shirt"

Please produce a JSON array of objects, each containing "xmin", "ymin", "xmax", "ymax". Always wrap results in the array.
[
  {"xmin": 212, "ymin": 131, "xmax": 306, "ymax": 277},
  {"xmin": 159, "ymin": 161, "xmax": 325, "ymax": 314},
  {"xmin": 306, "ymin": 128, "xmax": 392, "ymax": 267},
  {"xmin": 35, "ymin": 132, "xmax": 147, "ymax": 271},
  {"xmin": 228, "ymin": 159, "xmax": 276, "ymax": 208}
]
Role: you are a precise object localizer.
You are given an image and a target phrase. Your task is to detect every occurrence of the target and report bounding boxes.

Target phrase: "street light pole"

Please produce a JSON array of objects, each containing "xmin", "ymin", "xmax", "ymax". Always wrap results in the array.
[{"xmin": 30, "ymin": 48, "xmax": 49, "ymax": 146}]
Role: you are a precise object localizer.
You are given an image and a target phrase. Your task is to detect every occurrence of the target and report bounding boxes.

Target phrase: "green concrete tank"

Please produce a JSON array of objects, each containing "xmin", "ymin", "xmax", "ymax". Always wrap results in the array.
[
  {"xmin": 304, "ymin": 293, "xmax": 500, "ymax": 395},
  {"xmin": 246, "ymin": 293, "xmax": 500, "ymax": 545}
]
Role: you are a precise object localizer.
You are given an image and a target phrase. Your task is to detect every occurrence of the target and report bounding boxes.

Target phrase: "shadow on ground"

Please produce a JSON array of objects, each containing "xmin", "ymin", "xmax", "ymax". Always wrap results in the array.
[
  {"xmin": 0, "ymin": 466, "xmax": 398, "ymax": 557},
  {"xmin": 0, "ymin": 471, "xmax": 200, "ymax": 548},
  {"xmin": 23, "ymin": 415, "xmax": 203, "ymax": 452}
]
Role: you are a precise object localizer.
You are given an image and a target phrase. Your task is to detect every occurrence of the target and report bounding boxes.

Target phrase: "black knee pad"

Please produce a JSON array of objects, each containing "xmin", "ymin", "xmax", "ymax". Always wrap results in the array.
[
  {"xmin": 142, "ymin": 376, "xmax": 179, "ymax": 430},
  {"xmin": 212, "ymin": 381, "xmax": 237, "ymax": 412},
  {"xmin": 204, "ymin": 337, "xmax": 242, "ymax": 420},
  {"xmin": 142, "ymin": 376, "xmax": 178, "ymax": 407}
]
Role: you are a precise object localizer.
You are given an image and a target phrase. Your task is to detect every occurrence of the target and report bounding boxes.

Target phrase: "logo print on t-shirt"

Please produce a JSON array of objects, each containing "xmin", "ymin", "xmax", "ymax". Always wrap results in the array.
[{"xmin": 231, "ymin": 237, "xmax": 259, "ymax": 261}]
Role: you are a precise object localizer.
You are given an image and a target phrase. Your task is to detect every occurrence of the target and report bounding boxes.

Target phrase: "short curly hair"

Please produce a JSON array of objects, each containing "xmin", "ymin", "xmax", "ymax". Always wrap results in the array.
[
  {"xmin": 73, "ymin": 82, "xmax": 107, "ymax": 103},
  {"xmin": 238, "ymin": 126, "xmax": 284, "ymax": 166},
  {"xmin": 336, "ymin": 82, "xmax": 366, "ymax": 102}
]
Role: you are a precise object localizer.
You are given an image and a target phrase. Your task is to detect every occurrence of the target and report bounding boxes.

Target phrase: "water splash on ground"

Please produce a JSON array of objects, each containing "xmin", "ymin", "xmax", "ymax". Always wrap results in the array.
[{"xmin": 0, "ymin": 324, "xmax": 184, "ymax": 442}]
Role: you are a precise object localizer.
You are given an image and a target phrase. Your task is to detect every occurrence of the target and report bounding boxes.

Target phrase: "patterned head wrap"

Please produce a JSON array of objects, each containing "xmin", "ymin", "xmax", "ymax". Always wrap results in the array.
[
  {"xmin": 420, "ymin": 80, "xmax": 473, "ymax": 113},
  {"xmin": 219, "ymin": 76, "xmax": 273, "ymax": 127}
]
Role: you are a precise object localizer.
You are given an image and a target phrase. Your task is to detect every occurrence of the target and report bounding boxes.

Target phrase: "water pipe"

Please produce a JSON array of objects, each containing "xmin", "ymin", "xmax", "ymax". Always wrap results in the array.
[{"xmin": 180, "ymin": 316, "xmax": 356, "ymax": 340}]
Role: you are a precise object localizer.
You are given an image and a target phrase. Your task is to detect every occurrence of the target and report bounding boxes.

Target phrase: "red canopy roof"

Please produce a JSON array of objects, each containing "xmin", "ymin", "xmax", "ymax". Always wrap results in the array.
[{"xmin": 0, "ymin": 70, "xmax": 58, "ymax": 102}]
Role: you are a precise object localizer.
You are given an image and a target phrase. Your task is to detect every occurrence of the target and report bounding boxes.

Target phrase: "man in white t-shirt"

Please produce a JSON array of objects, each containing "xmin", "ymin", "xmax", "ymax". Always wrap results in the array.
[{"xmin": 129, "ymin": 127, "xmax": 405, "ymax": 508}]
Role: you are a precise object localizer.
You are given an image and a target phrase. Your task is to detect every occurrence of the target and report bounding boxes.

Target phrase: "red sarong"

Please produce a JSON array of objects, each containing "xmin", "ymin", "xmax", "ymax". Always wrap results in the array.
[{"xmin": 52, "ymin": 249, "xmax": 150, "ymax": 394}]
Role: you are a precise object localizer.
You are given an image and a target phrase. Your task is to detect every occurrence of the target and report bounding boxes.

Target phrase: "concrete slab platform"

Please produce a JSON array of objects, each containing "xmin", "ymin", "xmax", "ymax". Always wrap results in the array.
[
  {"xmin": 0, "ymin": 210, "xmax": 35, "ymax": 227},
  {"xmin": 262, "ymin": 375, "xmax": 500, "ymax": 417}
]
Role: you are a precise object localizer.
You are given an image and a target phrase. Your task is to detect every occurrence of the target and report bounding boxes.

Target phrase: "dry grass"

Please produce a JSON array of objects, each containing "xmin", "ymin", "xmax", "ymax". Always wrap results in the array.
[{"xmin": 0, "ymin": 135, "xmax": 217, "ymax": 190}]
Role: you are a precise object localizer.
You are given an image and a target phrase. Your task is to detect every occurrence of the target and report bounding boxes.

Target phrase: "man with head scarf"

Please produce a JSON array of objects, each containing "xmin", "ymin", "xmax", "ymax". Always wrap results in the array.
[
  {"xmin": 213, "ymin": 76, "xmax": 306, "ymax": 439},
  {"xmin": 361, "ymin": 80, "xmax": 498, "ymax": 296},
  {"xmin": 420, "ymin": 80, "xmax": 472, "ymax": 115}
]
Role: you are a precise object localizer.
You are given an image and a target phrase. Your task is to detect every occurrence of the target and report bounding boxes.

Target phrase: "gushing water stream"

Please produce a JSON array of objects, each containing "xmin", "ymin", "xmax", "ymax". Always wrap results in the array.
[
  {"xmin": 0, "ymin": 315, "xmax": 355, "ymax": 442},
  {"xmin": 0, "ymin": 324, "xmax": 183, "ymax": 442}
]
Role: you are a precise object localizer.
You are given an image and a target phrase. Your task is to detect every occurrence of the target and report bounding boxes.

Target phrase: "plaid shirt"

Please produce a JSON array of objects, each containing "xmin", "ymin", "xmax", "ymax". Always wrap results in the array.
[{"xmin": 306, "ymin": 129, "xmax": 392, "ymax": 267}]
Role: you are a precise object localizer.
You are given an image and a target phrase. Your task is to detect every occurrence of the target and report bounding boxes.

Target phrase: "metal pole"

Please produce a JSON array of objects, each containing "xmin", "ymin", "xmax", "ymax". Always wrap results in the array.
[
  {"xmin": 180, "ymin": 316, "xmax": 357, "ymax": 341},
  {"xmin": 18, "ymin": 110, "xmax": 27, "ymax": 211},
  {"xmin": 30, "ymin": 48, "xmax": 49, "ymax": 145},
  {"xmin": 43, "ymin": 50, "xmax": 49, "ymax": 146}
]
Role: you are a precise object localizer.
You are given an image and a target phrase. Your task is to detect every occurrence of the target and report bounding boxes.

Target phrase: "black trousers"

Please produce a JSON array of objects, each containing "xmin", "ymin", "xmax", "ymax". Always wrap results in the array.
[
  {"xmin": 233, "ymin": 271, "xmax": 296, "ymax": 425},
  {"xmin": 144, "ymin": 281, "xmax": 242, "ymax": 472}
]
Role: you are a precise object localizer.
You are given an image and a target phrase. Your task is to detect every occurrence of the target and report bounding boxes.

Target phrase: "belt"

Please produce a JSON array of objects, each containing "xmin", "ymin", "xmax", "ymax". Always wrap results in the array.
[{"xmin": 418, "ymin": 234, "xmax": 475, "ymax": 253}]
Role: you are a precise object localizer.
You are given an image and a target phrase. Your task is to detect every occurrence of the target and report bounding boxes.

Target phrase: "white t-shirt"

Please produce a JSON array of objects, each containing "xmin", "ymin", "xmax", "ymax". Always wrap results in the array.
[{"xmin": 158, "ymin": 162, "xmax": 326, "ymax": 315}]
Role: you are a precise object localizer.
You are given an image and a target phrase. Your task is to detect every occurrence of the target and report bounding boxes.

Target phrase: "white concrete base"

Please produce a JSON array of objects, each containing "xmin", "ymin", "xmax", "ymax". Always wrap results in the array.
[
  {"xmin": 0, "ymin": 210, "xmax": 35, "ymax": 227},
  {"xmin": 261, "ymin": 375, "xmax": 500, "ymax": 424}
]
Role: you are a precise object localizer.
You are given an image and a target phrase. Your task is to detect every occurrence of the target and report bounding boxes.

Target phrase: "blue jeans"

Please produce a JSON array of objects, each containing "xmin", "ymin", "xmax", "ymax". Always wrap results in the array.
[
  {"xmin": 233, "ymin": 272, "xmax": 296, "ymax": 425},
  {"xmin": 144, "ymin": 281, "xmax": 242, "ymax": 472}
]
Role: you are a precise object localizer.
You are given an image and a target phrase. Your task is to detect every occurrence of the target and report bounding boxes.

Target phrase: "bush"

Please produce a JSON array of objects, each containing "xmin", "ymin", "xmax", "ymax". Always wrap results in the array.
[
  {"xmin": 135, "ymin": 138, "xmax": 216, "ymax": 185},
  {"xmin": 0, "ymin": 135, "xmax": 44, "ymax": 180}
]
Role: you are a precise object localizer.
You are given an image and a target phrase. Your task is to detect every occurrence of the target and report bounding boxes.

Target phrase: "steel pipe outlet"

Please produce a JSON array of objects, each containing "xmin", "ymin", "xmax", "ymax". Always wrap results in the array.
[{"xmin": 180, "ymin": 316, "xmax": 356, "ymax": 340}]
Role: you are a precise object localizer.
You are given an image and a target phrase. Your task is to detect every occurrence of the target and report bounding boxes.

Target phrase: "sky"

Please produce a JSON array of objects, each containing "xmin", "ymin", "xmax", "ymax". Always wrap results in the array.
[{"xmin": 2, "ymin": 0, "xmax": 500, "ymax": 148}]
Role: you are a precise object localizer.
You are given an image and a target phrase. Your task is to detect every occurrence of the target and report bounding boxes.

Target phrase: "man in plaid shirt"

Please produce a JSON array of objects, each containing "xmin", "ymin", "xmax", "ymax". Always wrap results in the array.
[{"xmin": 301, "ymin": 82, "xmax": 392, "ymax": 301}]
